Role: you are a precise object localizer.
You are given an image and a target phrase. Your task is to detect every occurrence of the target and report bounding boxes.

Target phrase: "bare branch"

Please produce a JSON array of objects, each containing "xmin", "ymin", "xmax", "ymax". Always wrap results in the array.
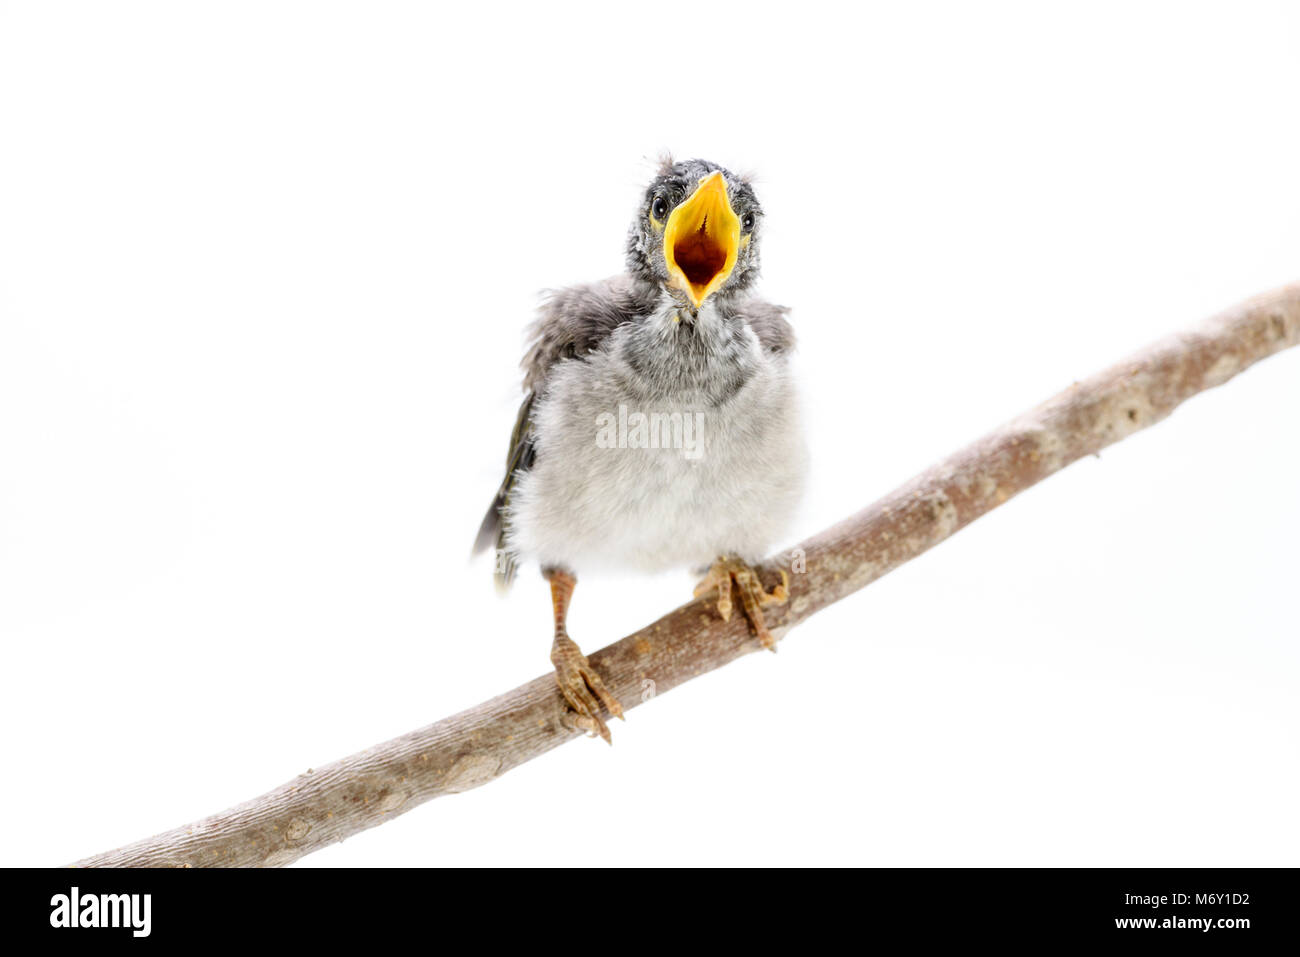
[{"xmin": 72, "ymin": 283, "xmax": 1300, "ymax": 868}]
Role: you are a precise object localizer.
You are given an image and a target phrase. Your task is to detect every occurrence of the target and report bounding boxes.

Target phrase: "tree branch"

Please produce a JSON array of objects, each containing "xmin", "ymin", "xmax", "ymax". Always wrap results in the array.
[{"xmin": 72, "ymin": 283, "xmax": 1300, "ymax": 868}]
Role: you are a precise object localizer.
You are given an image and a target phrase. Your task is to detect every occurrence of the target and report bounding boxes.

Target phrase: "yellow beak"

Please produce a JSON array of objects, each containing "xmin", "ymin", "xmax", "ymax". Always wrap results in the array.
[{"xmin": 663, "ymin": 171, "xmax": 740, "ymax": 308}]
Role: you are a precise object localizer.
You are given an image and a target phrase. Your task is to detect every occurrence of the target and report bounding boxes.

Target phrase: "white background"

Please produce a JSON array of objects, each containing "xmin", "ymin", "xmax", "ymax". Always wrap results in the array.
[{"xmin": 2, "ymin": 1, "xmax": 1297, "ymax": 867}]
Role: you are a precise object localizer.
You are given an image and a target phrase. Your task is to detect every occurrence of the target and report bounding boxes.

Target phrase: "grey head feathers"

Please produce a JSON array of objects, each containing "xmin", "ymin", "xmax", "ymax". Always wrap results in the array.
[{"xmin": 626, "ymin": 157, "xmax": 764, "ymax": 304}]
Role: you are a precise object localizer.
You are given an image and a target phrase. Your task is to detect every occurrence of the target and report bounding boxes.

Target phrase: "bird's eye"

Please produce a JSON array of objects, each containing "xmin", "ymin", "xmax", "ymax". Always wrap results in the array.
[
  {"xmin": 741, "ymin": 211, "xmax": 756, "ymax": 232},
  {"xmin": 651, "ymin": 195, "xmax": 668, "ymax": 220}
]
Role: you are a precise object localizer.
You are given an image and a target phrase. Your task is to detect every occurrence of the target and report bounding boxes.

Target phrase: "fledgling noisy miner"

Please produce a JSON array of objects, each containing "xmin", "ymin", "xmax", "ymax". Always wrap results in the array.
[{"xmin": 474, "ymin": 157, "xmax": 807, "ymax": 742}]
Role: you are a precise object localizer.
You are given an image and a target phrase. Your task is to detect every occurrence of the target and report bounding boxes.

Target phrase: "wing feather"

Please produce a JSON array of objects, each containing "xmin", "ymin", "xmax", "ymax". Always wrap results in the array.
[{"xmin": 473, "ymin": 276, "xmax": 657, "ymax": 590}]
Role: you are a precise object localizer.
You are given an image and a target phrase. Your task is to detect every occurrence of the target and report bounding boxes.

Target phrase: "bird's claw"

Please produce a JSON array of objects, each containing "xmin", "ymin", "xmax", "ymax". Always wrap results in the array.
[
  {"xmin": 694, "ymin": 558, "xmax": 789, "ymax": 651},
  {"xmin": 551, "ymin": 633, "xmax": 624, "ymax": 744}
]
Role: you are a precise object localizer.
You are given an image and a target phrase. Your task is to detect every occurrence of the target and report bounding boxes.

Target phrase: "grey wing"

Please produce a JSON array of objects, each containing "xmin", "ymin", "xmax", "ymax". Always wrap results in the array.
[
  {"xmin": 520, "ymin": 275, "xmax": 658, "ymax": 391},
  {"xmin": 473, "ymin": 276, "xmax": 657, "ymax": 591},
  {"xmin": 733, "ymin": 296, "xmax": 796, "ymax": 355}
]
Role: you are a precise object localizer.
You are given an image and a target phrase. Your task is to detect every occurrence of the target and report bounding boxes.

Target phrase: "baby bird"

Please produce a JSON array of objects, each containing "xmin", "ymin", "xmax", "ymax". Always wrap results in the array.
[{"xmin": 474, "ymin": 157, "xmax": 807, "ymax": 742}]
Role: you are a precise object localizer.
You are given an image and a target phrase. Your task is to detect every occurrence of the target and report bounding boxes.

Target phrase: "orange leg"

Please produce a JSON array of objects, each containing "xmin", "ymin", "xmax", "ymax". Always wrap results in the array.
[
  {"xmin": 694, "ymin": 557, "xmax": 789, "ymax": 651},
  {"xmin": 544, "ymin": 567, "xmax": 624, "ymax": 743}
]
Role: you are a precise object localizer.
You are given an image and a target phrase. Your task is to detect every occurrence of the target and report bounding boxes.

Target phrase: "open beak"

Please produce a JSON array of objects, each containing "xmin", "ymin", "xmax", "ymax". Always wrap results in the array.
[{"xmin": 663, "ymin": 171, "xmax": 740, "ymax": 308}]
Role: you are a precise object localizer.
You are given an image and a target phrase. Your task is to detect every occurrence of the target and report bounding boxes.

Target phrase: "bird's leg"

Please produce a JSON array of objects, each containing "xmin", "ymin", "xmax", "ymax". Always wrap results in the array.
[
  {"xmin": 694, "ymin": 557, "xmax": 789, "ymax": 651},
  {"xmin": 544, "ymin": 567, "xmax": 624, "ymax": 743}
]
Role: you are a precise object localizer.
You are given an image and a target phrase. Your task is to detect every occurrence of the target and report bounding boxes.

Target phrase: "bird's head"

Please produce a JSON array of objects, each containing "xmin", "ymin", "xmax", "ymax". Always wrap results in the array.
[{"xmin": 627, "ymin": 157, "xmax": 763, "ymax": 310}]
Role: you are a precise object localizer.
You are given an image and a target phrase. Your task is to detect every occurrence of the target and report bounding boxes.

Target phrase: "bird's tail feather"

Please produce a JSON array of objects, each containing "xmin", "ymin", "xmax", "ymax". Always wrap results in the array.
[
  {"xmin": 472, "ymin": 493, "xmax": 504, "ymax": 556},
  {"xmin": 472, "ymin": 491, "xmax": 519, "ymax": 593},
  {"xmin": 472, "ymin": 392, "xmax": 535, "ymax": 594}
]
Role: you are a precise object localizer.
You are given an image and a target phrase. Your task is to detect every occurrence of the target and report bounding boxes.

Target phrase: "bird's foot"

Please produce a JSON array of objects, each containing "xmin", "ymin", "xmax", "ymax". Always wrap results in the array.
[
  {"xmin": 694, "ymin": 557, "xmax": 789, "ymax": 651},
  {"xmin": 551, "ymin": 632, "xmax": 624, "ymax": 744}
]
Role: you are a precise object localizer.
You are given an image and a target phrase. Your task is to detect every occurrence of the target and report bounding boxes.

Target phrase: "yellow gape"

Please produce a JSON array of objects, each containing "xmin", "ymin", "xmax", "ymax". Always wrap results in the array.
[{"xmin": 663, "ymin": 171, "xmax": 740, "ymax": 307}]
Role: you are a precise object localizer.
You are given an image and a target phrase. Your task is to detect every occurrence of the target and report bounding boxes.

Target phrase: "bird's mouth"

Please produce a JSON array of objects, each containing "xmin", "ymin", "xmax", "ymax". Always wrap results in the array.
[{"xmin": 663, "ymin": 171, "xmax": 740, "ymax": 308}]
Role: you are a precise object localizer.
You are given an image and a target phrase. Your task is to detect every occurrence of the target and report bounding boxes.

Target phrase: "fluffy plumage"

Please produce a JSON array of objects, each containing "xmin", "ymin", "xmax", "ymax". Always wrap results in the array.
[{"xmin": 475, "ymin": 158, "xmax": 806, "ymax": 590}]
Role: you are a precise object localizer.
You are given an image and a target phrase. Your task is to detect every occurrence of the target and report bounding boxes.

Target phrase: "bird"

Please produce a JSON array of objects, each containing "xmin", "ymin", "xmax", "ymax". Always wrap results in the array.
[{"xmin": 474, "ymin": 156, "xmax": 807, "ymax": 742}]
